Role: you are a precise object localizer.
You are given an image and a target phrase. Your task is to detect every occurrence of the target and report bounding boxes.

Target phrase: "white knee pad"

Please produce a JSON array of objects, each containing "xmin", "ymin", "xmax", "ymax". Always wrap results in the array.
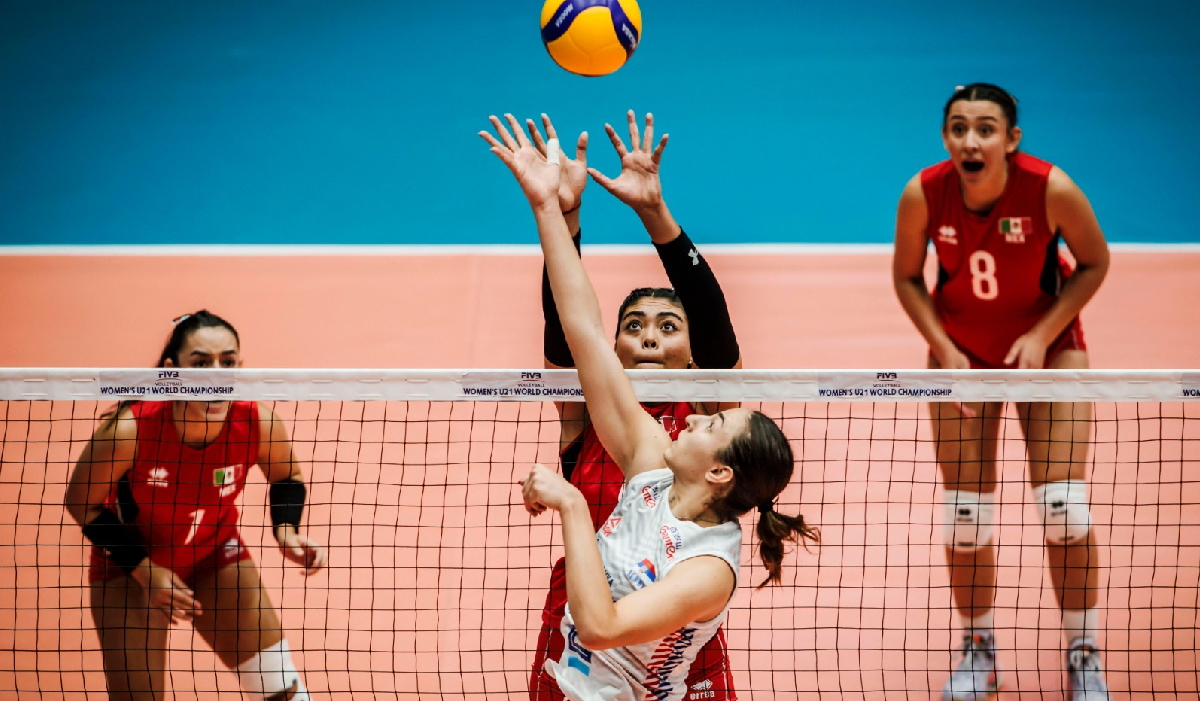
[
  {"xmin": 237, "ymin": 639, "xmax": 311, "ymax": 701},
  {"xmin": 1034, "ymin": 480, "xmax": 1092, "ymax": 545},
  {"xmin": 942, "ymin": 490, "xmax": 996, "ymax": 552}
]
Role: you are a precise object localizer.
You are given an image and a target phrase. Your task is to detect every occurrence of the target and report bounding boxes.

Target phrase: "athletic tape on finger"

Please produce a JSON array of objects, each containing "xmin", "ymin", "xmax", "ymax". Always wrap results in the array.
[{"xmin": 546, "ymin": 138, "xmax": 560, "ymax": 165}]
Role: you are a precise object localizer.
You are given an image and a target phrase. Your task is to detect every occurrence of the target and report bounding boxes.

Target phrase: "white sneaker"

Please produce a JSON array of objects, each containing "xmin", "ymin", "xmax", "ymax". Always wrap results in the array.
[
  {"xmin": 941, "ymin": 632, "xmax": 1002, "ymax": 701},
  {"xmin": 1067, "ymin": 640, "xmax": 1113, "ymax": 701}
]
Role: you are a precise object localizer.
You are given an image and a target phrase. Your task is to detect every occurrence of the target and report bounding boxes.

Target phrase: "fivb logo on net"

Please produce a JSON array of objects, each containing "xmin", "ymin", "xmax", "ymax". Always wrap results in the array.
[{"xmin": 817, "ymin": 371, "xmax": 954, "ymax": 398}]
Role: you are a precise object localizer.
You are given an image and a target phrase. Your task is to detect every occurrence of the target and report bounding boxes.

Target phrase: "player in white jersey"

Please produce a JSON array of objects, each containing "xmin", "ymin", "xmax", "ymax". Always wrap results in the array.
[{"xmin": 482, "ymin": 113, "xmax": 819, "ymax": 701}]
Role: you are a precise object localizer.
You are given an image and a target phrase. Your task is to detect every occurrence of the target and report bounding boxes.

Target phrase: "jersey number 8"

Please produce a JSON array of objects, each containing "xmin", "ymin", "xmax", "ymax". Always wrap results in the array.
[{"xmin": 968, "ymin": 251, "xmax": 998, "ymax": 300}]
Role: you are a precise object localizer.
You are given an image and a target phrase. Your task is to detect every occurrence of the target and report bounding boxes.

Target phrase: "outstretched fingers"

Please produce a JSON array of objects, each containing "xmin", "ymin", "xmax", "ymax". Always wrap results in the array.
[
  {"xmin": 503, "ymin": 113, "xmax": 530, "ymax": 147},
  {"xmin": 604, "ymin": 122, "xmax": 629, "ymax": 158},
  {"xmin": 641, "ymin": 112, "xmax": 654, "ymax": 152},
  {"xmin": 526, "ymin": 118, "xmax": 548, "ymax": 156},
  {"xmin": 575, "ymin": 131, "xmax": 589, "ymax": 164},
  {"xmin": 626, "ymin": 109, "xmax": 641, "ymax": 153},
  {"xmin": 486, "ymin": 114, "xmax": 519, "ymax": 151},
  {"xmin": 650, "ymin": 133, "xmax": 669, "ymax": 165},
  {"xmin": 541, "ymin": 113, "xmax": 559, "ymax": 143},
  {"xmin": 479, "ymin": 130, "xmax": 517, "ymax": 171}
]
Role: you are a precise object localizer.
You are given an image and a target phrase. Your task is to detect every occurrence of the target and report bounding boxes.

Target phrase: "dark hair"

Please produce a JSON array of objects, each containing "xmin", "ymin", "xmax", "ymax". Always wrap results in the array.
[
  {"xmin": 712, "ymin": 411, "xmax": 819, "ymax": 588},
  {"xmin": 154, "ymin": 310, "xmax": 239, "ymax": 368},
  {"xmin": 100, "ymin": 310, "xmax": 240, "ymax": 424},
  {"xmin": 943, "ymin": 83, "xmax": 1018, "ymax": 130},
  {"xmin": 616, "ymin": 287, "xmax": 684, "ymax": 335}
]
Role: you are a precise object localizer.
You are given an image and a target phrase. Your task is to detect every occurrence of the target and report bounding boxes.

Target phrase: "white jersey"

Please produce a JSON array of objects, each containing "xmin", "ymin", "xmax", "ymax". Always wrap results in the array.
[{"xmin": 545, "ymin": 468, "xmax": 742, "ymax": 701}]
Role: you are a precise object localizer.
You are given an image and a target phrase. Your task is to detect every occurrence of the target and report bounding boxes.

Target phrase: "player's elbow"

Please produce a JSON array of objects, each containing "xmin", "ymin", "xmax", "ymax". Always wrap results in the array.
[
  {"xmin": 573, "ymin": 617, "xmax": 623, "ymax": 650},
  {"xmin": 574, "ymin": 626, "xmax": 607, "ymax": 650},
  {"xmin": 892, "ymin": 273, "xmax": 924, "ymax": 300},
  {"xmin": 1079, "ymin": 247, "xmax": 1111, "ymax": 280},
  {"xmin": 63, "ymin": 493, "xmax": 92, "ymax": 528}
]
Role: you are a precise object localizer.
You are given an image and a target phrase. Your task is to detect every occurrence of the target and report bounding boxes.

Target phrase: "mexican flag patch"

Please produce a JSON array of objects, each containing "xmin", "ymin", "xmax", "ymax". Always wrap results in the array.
[
  {"xmin": 213, "ymin": 465, "xmax": 238, "ymax": 486},
  {"xmin": 999, "ymin": 217, "xmax": 1032, "ymax": 238}
]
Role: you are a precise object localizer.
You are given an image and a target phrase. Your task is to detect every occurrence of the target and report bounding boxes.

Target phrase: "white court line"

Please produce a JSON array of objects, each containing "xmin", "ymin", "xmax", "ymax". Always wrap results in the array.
[{"xmin": 2, "ymin": 243, "xmax": 1198, "ymax": 256}]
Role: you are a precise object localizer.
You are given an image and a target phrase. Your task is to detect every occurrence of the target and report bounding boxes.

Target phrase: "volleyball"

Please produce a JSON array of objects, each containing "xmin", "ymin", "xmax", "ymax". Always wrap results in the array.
[{"xmin": 540, "ymin": 0, "xmax": 642, "ymax": 77}]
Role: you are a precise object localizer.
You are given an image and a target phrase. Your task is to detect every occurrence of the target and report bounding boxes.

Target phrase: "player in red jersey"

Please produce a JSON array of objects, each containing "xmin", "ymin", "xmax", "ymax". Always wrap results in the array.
[
  {"xmin": 65, "ymin": 311, "xmax": 326, "ymax": 701},
  {"xmin": 513, "ymin": 111, "xmax": 743, "ymax": 701},
  {"xmin": 893, "ymin": 84, "xmax": 1112, "ymax": 701}
]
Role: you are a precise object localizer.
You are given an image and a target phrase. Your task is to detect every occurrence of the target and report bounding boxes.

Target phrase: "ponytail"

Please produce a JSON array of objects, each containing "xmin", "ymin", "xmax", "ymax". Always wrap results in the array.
[
  {"xmin": 713, "ymin": 410, "xmax": 820, "ymax": 589},
  {"xmin": 754, "ymin": 508, "xmax": 819, "ymax": 589}
]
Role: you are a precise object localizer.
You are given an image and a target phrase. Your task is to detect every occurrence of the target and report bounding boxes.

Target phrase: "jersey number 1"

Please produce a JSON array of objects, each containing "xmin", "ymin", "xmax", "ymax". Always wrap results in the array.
[
  {"xmin": 969, "ymin": 251, "xmax": 999, "ymax": 300},
  {"xmin": 183, "ymin": 509, "xmax": 206, "ymax": 545}
]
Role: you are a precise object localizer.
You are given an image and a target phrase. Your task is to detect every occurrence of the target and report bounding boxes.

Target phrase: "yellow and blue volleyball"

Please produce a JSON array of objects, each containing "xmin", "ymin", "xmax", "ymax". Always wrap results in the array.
[{"xmin": 540, "ymin": 0, "xmax": 642, "ymax": 77}]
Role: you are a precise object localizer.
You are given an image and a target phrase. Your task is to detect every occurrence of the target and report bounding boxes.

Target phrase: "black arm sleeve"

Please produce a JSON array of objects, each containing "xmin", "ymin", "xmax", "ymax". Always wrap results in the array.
[
  {"xmin": 654, "ymin": 228, "xmax": 741, "ymax": 369},
  {"xmin": 542, "ymin": 231, "xmax": 583, "ymax": 368},
  {"xmin": 269, "ymin": 478, "xmax": 306, "ymax": 532},
  {"xmin": 81, "ymin": 508, "xmax": 148, "ymax": 574}
]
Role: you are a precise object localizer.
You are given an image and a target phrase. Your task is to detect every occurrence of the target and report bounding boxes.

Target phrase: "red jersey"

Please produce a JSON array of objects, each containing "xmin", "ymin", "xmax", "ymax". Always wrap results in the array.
[
  {"xmin": 530, "ymin": 402, "xmax": 737, "ymax": 701},
  {"xmin": 89, "ymin": 401, "xmax": 260, "ymax": 583},
  {"xmin": 922, "ymin": 152, "xmax": 1085, "ymax": 368}
]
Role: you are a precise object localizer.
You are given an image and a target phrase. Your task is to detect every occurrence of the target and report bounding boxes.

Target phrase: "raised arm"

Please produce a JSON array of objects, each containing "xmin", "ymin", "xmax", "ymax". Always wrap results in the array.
[
  {"xmin": 526, "ymin": 114, "xmax": 592, "ymax": 449},
  {"xmin": 482, "ymin": 113, "xmax": 668, "ymax": 476},
  {"xmin": 1002, "ymin": 166, "xmax": 1110, "ymax": 368},
  {"xmin": 590, "ymin": 111, "xmax": 741, "ymax": 412},
  {"xmin": 257, "ymin": 403, "xmax": 326, "ymax": 575}
]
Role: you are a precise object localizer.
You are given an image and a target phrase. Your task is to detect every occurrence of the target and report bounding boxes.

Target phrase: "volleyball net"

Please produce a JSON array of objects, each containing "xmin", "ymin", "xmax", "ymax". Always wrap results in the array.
[{"xmin": 0, "ymin": 368, "xmax": 1197, "ymax": 700}]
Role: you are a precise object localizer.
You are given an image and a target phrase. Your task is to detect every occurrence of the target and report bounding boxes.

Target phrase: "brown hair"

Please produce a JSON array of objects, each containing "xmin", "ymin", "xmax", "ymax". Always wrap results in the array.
[{"xmin": 712, "ymin": 411, "xmax": 819, "ymax": 588}]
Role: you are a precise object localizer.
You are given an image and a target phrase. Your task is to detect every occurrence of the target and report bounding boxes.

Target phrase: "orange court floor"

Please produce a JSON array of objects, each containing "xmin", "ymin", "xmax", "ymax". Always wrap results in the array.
[
  {"xmin": 1, "ymin": 248, "xmax": 1196, "ymax": 369},
  {"xmin": 0, "ymin": 248, "xmax": 1197, "ymax": 700}
]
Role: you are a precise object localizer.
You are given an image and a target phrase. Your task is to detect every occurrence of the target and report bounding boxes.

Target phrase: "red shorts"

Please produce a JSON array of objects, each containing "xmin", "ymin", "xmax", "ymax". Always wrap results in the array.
[
  {"xmin": 529, "ymin": 560, "xmax": 737, "ymax": 701},
  {"xmin": 944, "ymin": 318, "xmax": 1087, "ymax": 370},
  {"xmin": 88, "ymin": 526, "xmax": 251, "ymax": 586}
]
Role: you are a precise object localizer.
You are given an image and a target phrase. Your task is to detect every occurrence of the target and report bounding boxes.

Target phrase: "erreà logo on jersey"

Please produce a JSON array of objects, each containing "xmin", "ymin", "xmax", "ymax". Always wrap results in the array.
[
  {"xmin": 659, "ymin": 525, "xmax": 682, "ymax": 559},
  {"xmin": 147, "ymin": 467, "xmax": 169, "ymax": 488},
  {"xmin": 601, "ymin": 517, "xmax": 621, "ymax": 537},
  {"xmin": 938, "ymin": 225, "xmax": 958, "ymax": 244},
  {"xmin": 690, "ymin": 677, "xmax": 716, "ymax": 699},
  {"xmin": 641, "ymin": 484, "xmax": 660, "ymax": 508}
]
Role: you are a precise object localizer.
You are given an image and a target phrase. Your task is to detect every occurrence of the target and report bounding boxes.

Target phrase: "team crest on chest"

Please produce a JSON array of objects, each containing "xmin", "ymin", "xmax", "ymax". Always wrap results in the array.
[
  {"xmin": 625, "ymin": 558, "xmax": 657, "ymax": 590},
  {"xmin": 999, "ymin": 217, "xmax": 1031, "ymax": 243},
  {"xmin": 937, "ymin": 226, "xmax": 958, "ymax": 244}
]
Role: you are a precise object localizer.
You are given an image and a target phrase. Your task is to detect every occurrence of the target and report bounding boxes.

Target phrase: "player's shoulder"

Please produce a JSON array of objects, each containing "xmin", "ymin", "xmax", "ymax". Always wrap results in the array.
[
  {"xmin": 902, "ymin": 161, "xmax": 952, "ymax": 206},
  {"xmin": 919, "ymin": 158, "xmax": 955, "ymax": 181},
  {"xmin": 109, "ymin": 404, "xmax": 141, "ymax": 441},
  {"xmin": 625, "ymin": 466, "xmax": 672, "ymax": 495},
  {"xmin": 1012, "ymin": 151, "xmax": 1054, "ymax": 177},
  {"xmin": 896, "ymin": 171, "xmax": 931, "ymax": 232}
]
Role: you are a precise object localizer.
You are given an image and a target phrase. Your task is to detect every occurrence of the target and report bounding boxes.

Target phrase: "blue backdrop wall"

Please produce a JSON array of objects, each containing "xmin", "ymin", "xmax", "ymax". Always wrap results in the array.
[{"xmin": 2, "ymin": 0, "xmax": 1197, "ymax": 245}]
